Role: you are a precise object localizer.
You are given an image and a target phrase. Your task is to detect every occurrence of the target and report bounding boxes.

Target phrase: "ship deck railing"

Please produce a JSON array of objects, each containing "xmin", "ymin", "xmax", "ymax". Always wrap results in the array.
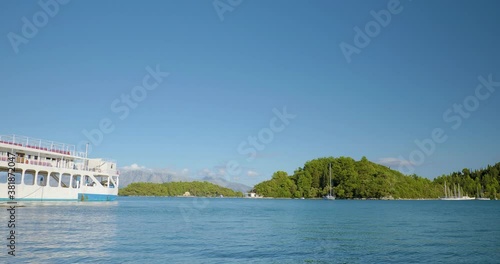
[
  {"xmin": 0, "ymin": 134, "xmax": 86, "ymax": 158},
  {"xmin": 0, "ymin": 154, "xmax": 120, "ymax": 175}
]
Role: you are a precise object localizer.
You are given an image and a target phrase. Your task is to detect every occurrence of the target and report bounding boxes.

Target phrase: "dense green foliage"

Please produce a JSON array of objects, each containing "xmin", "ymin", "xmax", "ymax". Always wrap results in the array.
[
  {"xmin": 119, "ymin": 181, "xmax": 244, "ymax": 197},
  {"xmin": 434, "ymin": 163, "xmax": 500, "ymax": 199},
  {"xmin": 253, "ymin": 157, "xmax": 500, "ymax": 199}
]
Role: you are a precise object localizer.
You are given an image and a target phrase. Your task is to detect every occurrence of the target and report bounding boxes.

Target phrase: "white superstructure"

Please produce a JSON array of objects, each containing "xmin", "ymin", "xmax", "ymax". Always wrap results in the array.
[{"xmin": 0, "ymin": 134, "xmax": 119, "ymax": 201}]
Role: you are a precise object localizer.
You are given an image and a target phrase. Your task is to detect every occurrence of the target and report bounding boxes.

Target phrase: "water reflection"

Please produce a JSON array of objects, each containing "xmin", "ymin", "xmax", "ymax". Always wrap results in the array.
[
  {"xmin": 1, "ymin": 198, "xmax": 499, "ymax": 263},
  {"xmin": 0, "ymin": 201, "xmax": 118, "ymax": 263}
]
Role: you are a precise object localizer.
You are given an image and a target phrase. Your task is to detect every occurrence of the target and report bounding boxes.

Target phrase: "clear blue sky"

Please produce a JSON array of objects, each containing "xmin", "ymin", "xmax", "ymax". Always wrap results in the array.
[{"xmin": 1, "ymin": 0, "xmax": 499, "ymax": 186}]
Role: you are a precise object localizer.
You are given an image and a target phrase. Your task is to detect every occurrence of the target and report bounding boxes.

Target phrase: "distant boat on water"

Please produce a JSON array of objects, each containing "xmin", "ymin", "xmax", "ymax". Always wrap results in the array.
[
  {"xmin": 476, "ymin": 186, "xmax": 490, "ymax": 200},
  {"xmin": 245, "ymin": 192, "xmax": 263, "ymax": 198},
  {"xmin": 323, "ymin": 163, "xmax": 335, "ymax": 200},
  {"xmin": 439, "ymin": 181, "xmax": 474, "ymax": 200}
]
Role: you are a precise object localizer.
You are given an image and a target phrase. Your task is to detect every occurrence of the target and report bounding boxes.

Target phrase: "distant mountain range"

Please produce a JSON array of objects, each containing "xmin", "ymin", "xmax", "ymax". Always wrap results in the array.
[{"xmin": 118, "ymin": 168, "xmax": 252, "ymax": 193}]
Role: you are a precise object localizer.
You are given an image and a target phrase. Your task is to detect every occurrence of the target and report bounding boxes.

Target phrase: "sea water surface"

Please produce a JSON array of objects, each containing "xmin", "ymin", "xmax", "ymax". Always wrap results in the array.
[{"xmin": 1, "ymin": 197, "xmax": 499, "ymax": 263}]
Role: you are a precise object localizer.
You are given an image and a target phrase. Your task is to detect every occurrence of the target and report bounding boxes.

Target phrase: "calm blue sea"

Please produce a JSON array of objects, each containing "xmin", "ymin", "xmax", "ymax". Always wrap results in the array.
[{"xmin": 1, "ymin": 197, "xmax": 499, "ymax": 263}]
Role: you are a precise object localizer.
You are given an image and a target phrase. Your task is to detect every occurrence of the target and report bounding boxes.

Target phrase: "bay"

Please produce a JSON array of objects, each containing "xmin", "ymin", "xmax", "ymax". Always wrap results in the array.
[{"xmin": 1, "ymin": 198, "xmax": 499, "ymax": 263}]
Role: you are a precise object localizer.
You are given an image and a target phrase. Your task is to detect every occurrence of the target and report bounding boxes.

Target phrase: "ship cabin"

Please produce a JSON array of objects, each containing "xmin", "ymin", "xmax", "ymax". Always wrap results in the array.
[{"xmin": 0, "ymin": 134, "xmax": 119, "ymax": 192}]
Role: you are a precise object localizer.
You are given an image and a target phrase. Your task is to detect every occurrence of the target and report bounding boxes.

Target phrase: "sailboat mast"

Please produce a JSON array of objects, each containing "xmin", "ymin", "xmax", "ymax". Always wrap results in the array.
[{"xmin": 329, "ymin": 163, "xmax": 332, "ymax": 196}]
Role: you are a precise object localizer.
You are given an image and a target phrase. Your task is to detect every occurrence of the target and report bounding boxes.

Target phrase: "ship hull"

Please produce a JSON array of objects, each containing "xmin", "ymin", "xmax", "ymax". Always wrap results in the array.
[{"xmin": 0, "ymin": 158, "xmax": 118, "ymax": 202}]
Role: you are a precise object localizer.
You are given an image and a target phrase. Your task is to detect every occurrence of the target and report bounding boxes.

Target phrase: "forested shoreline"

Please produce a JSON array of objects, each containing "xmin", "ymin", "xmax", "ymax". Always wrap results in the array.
[
  {"xmin": 118, "ymin": 157, "xmax": 499, "ymax": 200},
  {"xmin": 253, "ymin": 157, "xmax": 500, "ymax": 199},
  {"xmin": 119, "ymin": 181, "xmax": 244, "ymax": 197}
]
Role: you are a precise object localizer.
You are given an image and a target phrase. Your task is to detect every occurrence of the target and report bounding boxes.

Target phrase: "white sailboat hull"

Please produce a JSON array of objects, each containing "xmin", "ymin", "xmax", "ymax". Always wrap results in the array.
[
  {"xmin": 323, "ymin": 195, "xmax": 335, "ymax": 200},
  {"xmin": 439, "ymin": 196, "xmax": 475, "ymax": 200}
]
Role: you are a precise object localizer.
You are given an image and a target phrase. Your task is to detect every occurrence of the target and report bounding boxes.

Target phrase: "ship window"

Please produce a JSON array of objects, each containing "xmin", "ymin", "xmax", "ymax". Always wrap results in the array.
[
  {"xmin": 0, "ymin": 168, "xmax": 8, "ymax": 184},
  {"xmin": 0, "ymin": 169, "xmax": 21, "ymax": 184},
  {"xmin": 110, "ymin": 176, "xmax": 118, "ymax": 188},
  {"xmin": 84, "ymin": 175, "xmax": 96, "ymax": 187},
  {"xmin": 13, "ymin": 170, "xmax": 22, "ymax": 185},
  {"xmin": 72, "ymin": 175, "xmax": 81, "ymax": 188},
  {"xmin": 49, "ymin": 172, "xmax": 60, "ymax": 187},
  {"xmin": 24, "ymin": 170, "xmax": 36, "ymax": 185},
  {"xmin": 96, "ymin": 175, "xmax": 109, "ymax": 187},
  {"xmin": 61, "ymin": 173, "xmax": 71, "ymax": 188},
  {"xmin": 37, "ymin": 171, "xmax": 48, "ymax": 186}
]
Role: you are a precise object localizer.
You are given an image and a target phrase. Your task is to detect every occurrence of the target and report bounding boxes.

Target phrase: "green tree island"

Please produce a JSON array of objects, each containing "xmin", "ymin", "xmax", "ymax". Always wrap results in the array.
[{"xmin": 253, "ymin": 157, "xmax": 500, "ymax": 199}]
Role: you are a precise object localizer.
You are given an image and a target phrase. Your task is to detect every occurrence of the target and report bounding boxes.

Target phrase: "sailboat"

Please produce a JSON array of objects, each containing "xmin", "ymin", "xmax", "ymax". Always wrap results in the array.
[
  {"xmin": 439, "ymin": 181, "xmax": 475, "ymax": 200},
  {"xmin": 476, "ymin": 186, "xmax": 491, "ymax": 200},
  {"xmin": 324, "ymin": 163, "xmax": 335, "ymax": 200}
]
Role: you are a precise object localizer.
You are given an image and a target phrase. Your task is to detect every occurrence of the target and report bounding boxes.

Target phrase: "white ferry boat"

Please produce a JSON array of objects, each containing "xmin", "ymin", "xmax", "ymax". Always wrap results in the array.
[{"xmin": 0, "ymin": 134, "xmax": 119, "ymax": 201}]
